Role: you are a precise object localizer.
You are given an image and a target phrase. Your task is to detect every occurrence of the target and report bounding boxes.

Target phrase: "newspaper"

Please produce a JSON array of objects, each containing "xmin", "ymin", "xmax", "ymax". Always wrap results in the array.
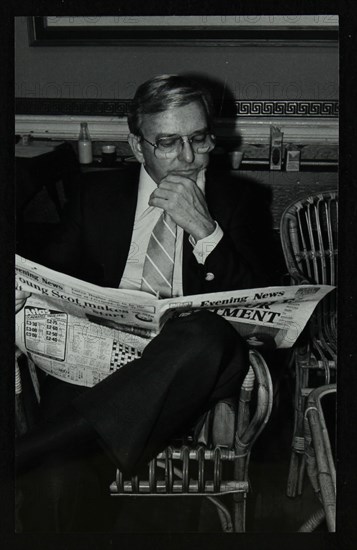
[{"xmin": 15, "ymin": 254, "xmax": 335, "ymax": 387}]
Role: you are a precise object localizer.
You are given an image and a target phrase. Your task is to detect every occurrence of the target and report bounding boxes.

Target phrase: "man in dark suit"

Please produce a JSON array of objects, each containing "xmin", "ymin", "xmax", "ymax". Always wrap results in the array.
[{"xmin": 16, "ymin": 74, "xmax": 275, "ymax": 531}]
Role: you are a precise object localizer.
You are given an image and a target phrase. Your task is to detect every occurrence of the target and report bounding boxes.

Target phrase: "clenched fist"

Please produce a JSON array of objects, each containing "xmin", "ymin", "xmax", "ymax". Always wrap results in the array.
[
  {"xmin": 15, "ymin": 290, "xmax": 31, "ymax": 314},
  {"xmin": 149, "ymin": 171, "xmax": 215, "ymax": 241}
]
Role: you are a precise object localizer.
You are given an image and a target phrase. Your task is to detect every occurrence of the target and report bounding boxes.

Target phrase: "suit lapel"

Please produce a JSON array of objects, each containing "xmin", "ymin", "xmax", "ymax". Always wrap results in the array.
[{"xmin": 98, "ymin": 166, "xmax": 140, "ymax": 287}]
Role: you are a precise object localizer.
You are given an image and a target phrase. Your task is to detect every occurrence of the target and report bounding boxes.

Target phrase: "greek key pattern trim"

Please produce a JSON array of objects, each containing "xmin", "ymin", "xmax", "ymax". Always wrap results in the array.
[
  {"xmin": 15, "ymin": 98, "xmax": 339, "ymax": 118},
  {"xmin": 235, "ymin": 100, "xmax": 338, "ymax": 117}
]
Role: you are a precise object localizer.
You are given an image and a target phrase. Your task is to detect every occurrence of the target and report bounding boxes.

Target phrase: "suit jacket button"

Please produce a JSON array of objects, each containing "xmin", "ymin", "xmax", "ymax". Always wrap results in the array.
[{"xmin": 205, "ymin": 272, "xmax": 215, "ymax": 281}]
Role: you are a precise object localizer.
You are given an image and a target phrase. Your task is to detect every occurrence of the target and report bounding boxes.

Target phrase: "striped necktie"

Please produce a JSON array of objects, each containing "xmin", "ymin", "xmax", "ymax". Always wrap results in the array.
[{"xmin": 141, "ymin": 211, "xmax": 177, "ymax": 298}]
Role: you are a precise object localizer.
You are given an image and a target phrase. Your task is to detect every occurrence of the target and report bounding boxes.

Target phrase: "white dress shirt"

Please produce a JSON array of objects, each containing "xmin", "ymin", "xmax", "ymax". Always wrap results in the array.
[{"xmin": 119, "ymin": 166, "xmax": 223, "ymax": 296}]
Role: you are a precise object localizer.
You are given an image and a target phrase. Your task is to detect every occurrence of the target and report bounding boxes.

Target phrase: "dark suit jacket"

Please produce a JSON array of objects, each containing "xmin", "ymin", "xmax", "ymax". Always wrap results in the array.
[{"xmin": 43, "ymin": 164, "xmax": 276, "ymax": 294}]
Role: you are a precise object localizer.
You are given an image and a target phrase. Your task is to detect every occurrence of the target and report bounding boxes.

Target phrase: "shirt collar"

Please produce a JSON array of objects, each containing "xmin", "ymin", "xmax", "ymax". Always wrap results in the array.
[{"xmin": 136, "ymin": 165, "xmax": 158, "ymax": 217}]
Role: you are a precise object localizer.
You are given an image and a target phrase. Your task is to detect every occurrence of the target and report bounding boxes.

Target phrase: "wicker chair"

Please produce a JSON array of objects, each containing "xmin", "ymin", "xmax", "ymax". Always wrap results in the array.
[
  {"xmin": 15, "ymin": 349, "xmax": 40, "ymax": 437},
  {"xmin": 280, "ymin": 190, "xmax": 337, "ymax": 498},
  {"xmin": 299, "ymin": 384, "xmax": 336, "ymax": 532},
  {"xmin": 110, "ymin": 348, "xmax": 273, "ymax": 532}
]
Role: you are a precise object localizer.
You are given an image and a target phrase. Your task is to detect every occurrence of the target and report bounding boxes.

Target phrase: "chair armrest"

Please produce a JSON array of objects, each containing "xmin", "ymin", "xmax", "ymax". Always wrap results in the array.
[
  {"xmin": 236, "ymin": 349, "xmax": 273, "ymax": 449},
  {"xmin": 196, "ymin": 350, "xmax": 273, "ymax": 450}
]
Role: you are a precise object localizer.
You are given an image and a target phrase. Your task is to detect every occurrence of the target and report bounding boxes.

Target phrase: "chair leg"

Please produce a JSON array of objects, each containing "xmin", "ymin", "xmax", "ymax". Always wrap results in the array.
[
  {"xmin": 287, "ymin": 350, "xmax": 311, "ymax": 498},
  {"xmin": 298, "ymin": 507, "xmax": 326, "ymax": 532},
  {"xmin": 287, "ymin": 451, "xmax": 301, "ymax": 498},
  {"xmin": 287, "ymin": 390, "xmax": 306, "ymax": 495},
  {"xmin": 206, "ymin": 496, "xmax": 234, "ymax": 532},
  {"xmin": 287, "ymin": 428, "xmax": 307, "ymax": 498},
  {"xmin": 297, "ymin": 453, "xmax": 307, "ymax": 495},
  {"xmin": 233, "ymin": 492, "xmax": 246, "ymax": 532}
]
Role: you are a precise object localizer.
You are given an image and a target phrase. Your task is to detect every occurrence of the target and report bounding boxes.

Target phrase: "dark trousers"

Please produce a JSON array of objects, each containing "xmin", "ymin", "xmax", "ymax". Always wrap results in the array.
[{"xmin": 18, "ymin": 310, "xmax": 249, "ymax": 532}]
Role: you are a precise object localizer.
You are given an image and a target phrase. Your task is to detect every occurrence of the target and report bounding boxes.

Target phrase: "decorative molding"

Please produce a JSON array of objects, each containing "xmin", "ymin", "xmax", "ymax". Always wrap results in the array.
[
  {"xmin": 15, "ymin": 98, "xmax": 339, "ymax": 118},
  {"xmin": 14, "ymin": 94, "xmax": 339, "ymax": 153},
  {"xmin": 235, "ymin": 100, "xmax": 338, "ymax": 117},
  {"xmin": 15, "ymin": 114, "xmax": 339, "ymax": 148}
]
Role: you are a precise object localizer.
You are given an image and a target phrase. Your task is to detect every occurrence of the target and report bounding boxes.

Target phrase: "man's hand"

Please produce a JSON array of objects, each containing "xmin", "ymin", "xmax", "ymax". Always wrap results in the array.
[
  {"xmin": 149, "ymin": 173, "xmax": 215, "ymax": 241},
  {"xmin": 15, "ymin": 290, "xmax": 31, "ymax": 314}
]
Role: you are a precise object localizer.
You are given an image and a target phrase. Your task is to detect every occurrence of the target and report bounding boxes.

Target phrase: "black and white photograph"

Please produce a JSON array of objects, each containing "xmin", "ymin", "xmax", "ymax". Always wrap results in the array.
[{"xmin": 3, "ymin": 6, "xmax": 355, "ymax": 546}]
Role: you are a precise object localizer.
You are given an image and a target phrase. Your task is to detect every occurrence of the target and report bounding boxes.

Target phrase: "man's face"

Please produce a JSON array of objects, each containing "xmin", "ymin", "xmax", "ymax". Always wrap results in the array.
[{"xmin": 133, "ymin": 101, "xmax": 211, "ymax": 185}]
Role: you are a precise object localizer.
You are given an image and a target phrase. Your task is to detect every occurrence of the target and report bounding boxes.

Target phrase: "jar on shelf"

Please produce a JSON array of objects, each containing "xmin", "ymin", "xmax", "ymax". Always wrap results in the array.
[{"xmin": 78, "ymin": 122, "xmax": 93, "ymax": 164}]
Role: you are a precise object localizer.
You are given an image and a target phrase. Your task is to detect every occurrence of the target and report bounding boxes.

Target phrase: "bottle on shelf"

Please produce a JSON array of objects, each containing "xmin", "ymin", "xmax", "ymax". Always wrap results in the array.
[{"xmin": 78, "ymin": 122, "xmax": 93, "ymax": 164}]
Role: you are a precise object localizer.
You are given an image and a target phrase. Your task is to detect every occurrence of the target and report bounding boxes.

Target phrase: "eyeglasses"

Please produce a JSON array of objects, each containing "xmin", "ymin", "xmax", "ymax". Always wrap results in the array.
[{"xmin": 140, "ymin": 131, "xmax": 216, "ymax": 159}]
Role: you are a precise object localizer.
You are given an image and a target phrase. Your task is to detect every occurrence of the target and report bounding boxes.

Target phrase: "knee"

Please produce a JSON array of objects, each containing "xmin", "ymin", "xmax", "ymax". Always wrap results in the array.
[{"xmin": 167, "ymin": 310, "xmax": 241, "ymax": 350}]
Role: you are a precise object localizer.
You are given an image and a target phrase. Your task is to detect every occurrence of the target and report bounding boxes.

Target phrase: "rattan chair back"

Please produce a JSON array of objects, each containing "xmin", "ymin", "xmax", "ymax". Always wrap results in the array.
[
  {"xmin": 280, "ymin": 190, "xmax": 338, "ymax": 286},
  {"xmin": 280, "ymin": 190, "xmax": 338, "ymax": 498}
]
